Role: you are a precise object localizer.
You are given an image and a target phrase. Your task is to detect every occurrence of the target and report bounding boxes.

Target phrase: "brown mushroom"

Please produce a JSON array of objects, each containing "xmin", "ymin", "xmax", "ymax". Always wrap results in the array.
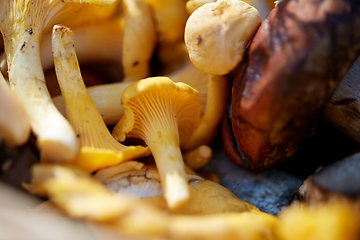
[{"xmin": 224, "ymin": 0, "xmax": 360, "ymax": 169}]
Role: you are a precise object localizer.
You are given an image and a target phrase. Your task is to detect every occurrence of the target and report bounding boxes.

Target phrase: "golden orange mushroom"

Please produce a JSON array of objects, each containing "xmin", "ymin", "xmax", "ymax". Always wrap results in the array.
[
  {"xmin": 112, "ymin": 76, "xmax": 202, "ymax": 209},
  {"xmin": 52, "ymin": 25, "xmax": 150, "ymax": 173}
]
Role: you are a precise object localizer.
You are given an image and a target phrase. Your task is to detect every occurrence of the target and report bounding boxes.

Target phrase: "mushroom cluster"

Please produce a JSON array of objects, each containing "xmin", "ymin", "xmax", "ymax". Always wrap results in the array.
[{"xmin": 1, "ymin": 0, "xmax": 360, "ymax": 239}]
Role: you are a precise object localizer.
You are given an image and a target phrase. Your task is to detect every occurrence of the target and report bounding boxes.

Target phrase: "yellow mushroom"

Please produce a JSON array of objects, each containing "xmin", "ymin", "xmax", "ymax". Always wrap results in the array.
[
  {"xmin": 112, "ymin": 77, "xmax": 202, "ymax": 209},
  {"xmin": 34, "ymin": 0, "xmax": 157, "ymax": 81},
  {"xmin": 0, "ymin": 71, "xmax": 31, "ymax": 146},
  {"xmin": 167, "ymin": 59, "xmax": 229, "ymax": 151},
  {"xmin": 183, "ymin": 145, "xmax": 212, "ymax": 170},
  {"xmin": 0, "ymin": 2, "xmax": 118, "ymax": 75},
  {"xmin": 52, "ymin": 81, "xmax": 134, "ymax": 126},
  {"xmin": 122, "ymin": 0, "xmax": 156, "ymax": 82},
  {"xmin": 65, "ymin": 0, "xmax": 117, "ymax": 5},
  {"xmin": 170, "ymin": 211, "xmax": 279, "ymax": 240},
  {"xmin": 11, "ymin": 0, "xmax": 155, "ymax": 81},
  {"xmin": 40, "ymin": 15, "xmax": 124, "ymax": 72},
  {"xmin": 93, "ymin": 161, "xmax": 202, "ymax": 202},
  {"xmin": 184, "ymin": 0, "xmax": 262, "ymax": 75},
  {"xmin": 25, "ymin": 163, "xmax": 280, "ymax": 240},
  {"xmin": 185, "ymin": 0, "xmax": 216, "ymax": 15},
  {"xmin": 277, "ymin": 201, "xmax": 360, "ymax": 240},
  {"xmin": 52, "ymin": 24, "xmax": 150, "ymax": 173},
  {"xmin": 23, "ymin": 164, "xmax": 135, "ymax": 222},
  {"xmin": 144, "ymin": 0, "xmax": 188, "ymax": 45},
  {"xmin": 0, "ymin": 0, "xmax": 117, "ymax": 162},
  {"xmin": 59, "ymin": 1, "xmax": 117, "ymax": 27},
  {"xmin": 93, "ymin": 161, "xmax": 258, "ymax": 214},
  {"xmin": 53, "ymin": 56, "xmax": 228, "ymax": 151}
]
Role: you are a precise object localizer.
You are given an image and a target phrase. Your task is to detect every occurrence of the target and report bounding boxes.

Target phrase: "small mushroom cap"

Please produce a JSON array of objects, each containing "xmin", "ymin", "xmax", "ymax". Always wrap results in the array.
[
  {"xmin": 114, "ymin": 76, "xmax": 202, "ymax": 145},
  {"xmin": 184, "ymin": 0, "xmax": 262, "ymax": 75}
]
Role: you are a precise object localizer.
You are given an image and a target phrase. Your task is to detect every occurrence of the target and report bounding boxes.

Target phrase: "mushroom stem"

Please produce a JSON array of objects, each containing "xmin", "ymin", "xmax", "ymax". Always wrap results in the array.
[
  {"xmin": 52, "ymin": 24, "xmax": 150, "ymax": 172},
  {"xmin": 4, "ymin": 28, "xmax": 77, "ymax": 161},
  {"xmin": 145, "ymin": 127, "xmax": 190, "ymax": 209},
  {"xmin": 112, "ymin": 77, "xmax": 202, "ymax": 209},
  {"xmin": 52, "ymin": 81, "xmax": 134, "ymax": 126},
  {"xmin": 0, "ymin": 71, "xmax": 31, "ymax": 146},
  {"xmin": 182, "ymin": 74, "xmax": 228, "ymax": 151},
  {"xmin": 183, "ymin": 145, "xmax": 212, "ymax": 170}
]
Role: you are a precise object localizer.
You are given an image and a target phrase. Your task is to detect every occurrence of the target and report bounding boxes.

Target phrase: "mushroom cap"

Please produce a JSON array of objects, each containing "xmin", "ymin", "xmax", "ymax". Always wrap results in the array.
[
  {"xmin": 115, "ymin": 76, "xmax": 202, "ymax": 146},
  {"xmin": 184, "ymin": 0, "xmax": 261, "ymax": 75},
  {"xmin": 25, "ymin": 164, "xmax": 278, "ymax": 239},
  {"xmin": 94, "ymin": 161, "xmax": 257, "ymax": 215}
]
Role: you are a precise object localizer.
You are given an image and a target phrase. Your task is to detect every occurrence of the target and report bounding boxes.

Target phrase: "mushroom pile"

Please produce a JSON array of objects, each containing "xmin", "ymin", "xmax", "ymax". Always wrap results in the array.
[{"xmin": 1, "ymin": 0, "xmax": 360, "ymax": 239}]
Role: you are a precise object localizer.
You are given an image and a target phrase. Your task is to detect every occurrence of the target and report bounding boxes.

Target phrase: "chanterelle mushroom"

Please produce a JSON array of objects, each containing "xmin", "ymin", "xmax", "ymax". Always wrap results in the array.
[
  {"xmin": 144, "ymin": 0, "xmax": 188, "ymax": 45},
  {"xmin": 52, "ymin": 57, "xmax": 229, "ymax": 151},
  {"xmin": 122, "ymin": 0, "xmax": 156, "ymax": 82},
  {"xmin": 0, "ymin": 0, "xmax": 116, "ymax": 162},
  {"xmin": 0, "ymin": 0, "xmax": 78, "ymax": 161},
  {"xmin": 40, "ymin": 15, "xmax": 124, "ymax": 72},
  {"xmin": 93, "ymin": 161, "xmax": 258, "ymax": 214},
  {"xmin": 52, "ymin": 81, "xmax": 134, "ymax": 126},
  {"xmin": 184, "ymin": 0, "xmax": 261, "ymax": 75},
  {"xmin": 112, "ymin": 76, "xmax": 202, "ymax": 209},
  {"xmin": 171, "ymin": 64, "xmax": 228, "ymax": 151},
  {"xmin": 0, "ymin": 2, "xmax": 117, "ymax": 75},
  {"xmin": 25, "ymin": 163, "xmax": 279, "ymax": 240},
  {"xmin": 185, "ymin": 0, "xmax": 216, "ymax": 15},
  {"xmin": 52, "ymin": 24, "xmax": 150, "ymax": 173}
]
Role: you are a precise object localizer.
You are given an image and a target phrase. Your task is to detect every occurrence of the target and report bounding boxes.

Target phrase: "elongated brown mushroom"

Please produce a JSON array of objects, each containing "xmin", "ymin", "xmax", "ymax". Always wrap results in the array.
[
  {"xmin": 52, "ymin": 24, "xmax": 150, "ymax": 173},
  {"xmin": 112, "ymin": 77, "xmax": 202, "ymax": 209},
  {"xmin": 226, "ymin": 0, "xmax": 360, "ymax": 169}
]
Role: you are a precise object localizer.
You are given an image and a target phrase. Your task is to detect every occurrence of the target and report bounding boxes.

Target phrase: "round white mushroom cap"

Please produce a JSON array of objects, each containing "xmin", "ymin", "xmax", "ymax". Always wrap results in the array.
[{"xmin": 184, "ymin": 0, "xmax": 262, "ymax": 75}]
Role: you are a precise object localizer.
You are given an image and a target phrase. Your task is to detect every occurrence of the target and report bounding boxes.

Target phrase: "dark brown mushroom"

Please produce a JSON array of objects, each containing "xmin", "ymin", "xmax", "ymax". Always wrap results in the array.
[{"xmin": 223, "ymin": 0, "xmax": 360, "ymax": 169}]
